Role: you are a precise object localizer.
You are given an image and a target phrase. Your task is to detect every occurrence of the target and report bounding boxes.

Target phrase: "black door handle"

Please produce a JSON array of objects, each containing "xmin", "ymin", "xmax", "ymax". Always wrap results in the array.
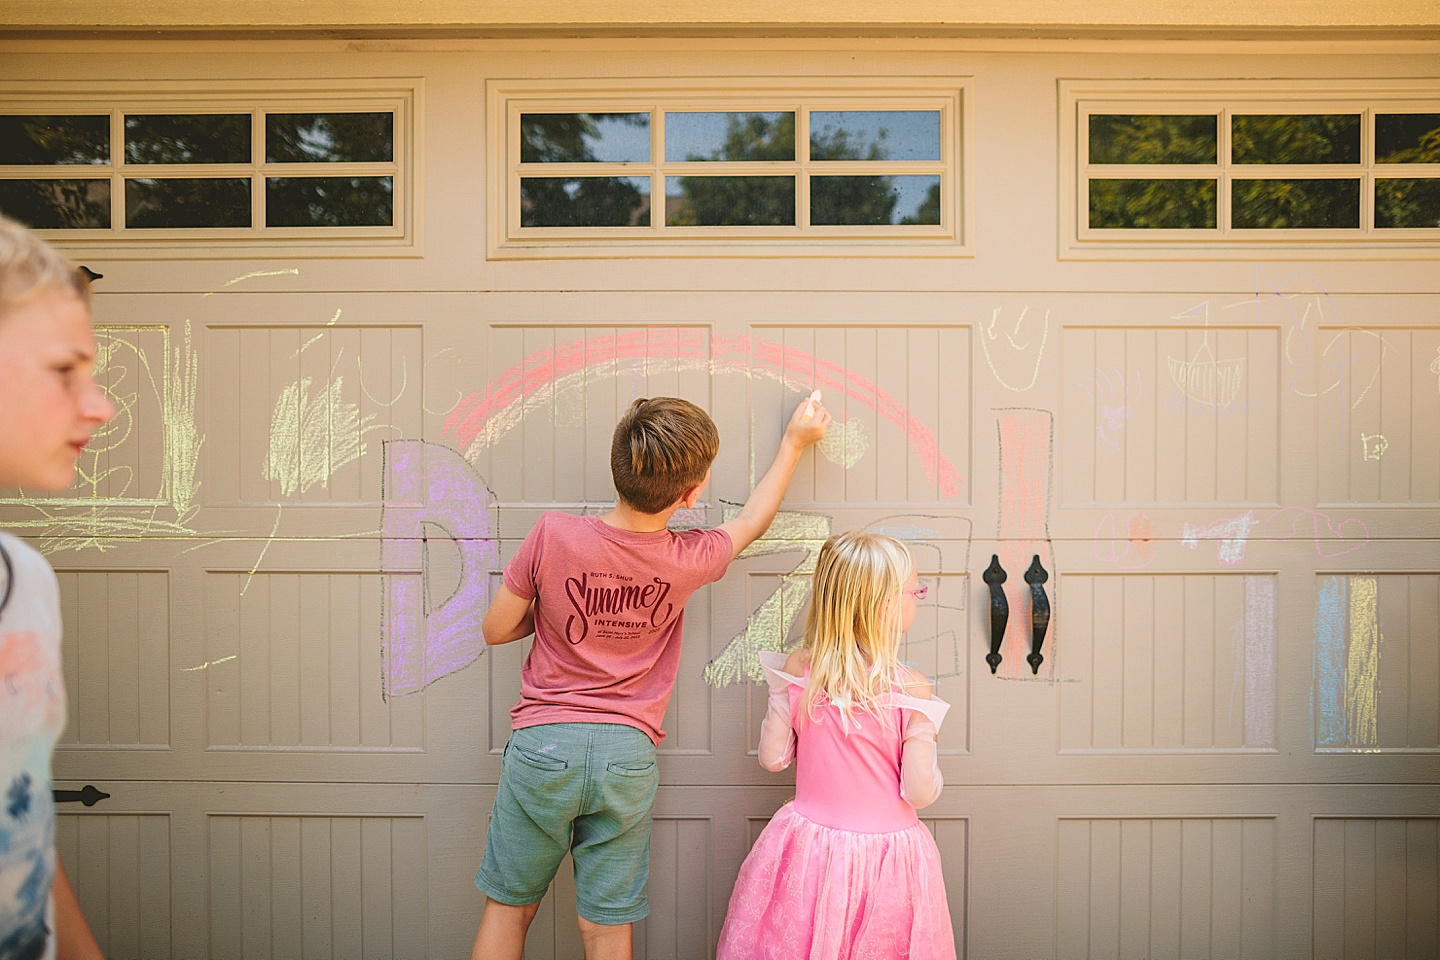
[
  {"xmin": 1024, "ymin": 555, "xmax": 1050, "ymax": 675},
  {"xmin": 982, "ymin": 554, "xmax": 1008, "ymax": 674},
  {"xmin": 53, "ymin": 785, "xmax": 109, "ymax": 807}
]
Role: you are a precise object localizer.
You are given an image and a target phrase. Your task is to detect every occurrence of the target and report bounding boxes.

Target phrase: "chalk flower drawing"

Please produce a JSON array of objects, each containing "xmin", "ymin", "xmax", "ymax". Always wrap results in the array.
[
  {"xmin": 1077, "ymin": 368, "xmax": 1140, "ymax": 451},
  {"xmin": 263, "ymin": 376, "xmax": 376, "ymax": 496}
]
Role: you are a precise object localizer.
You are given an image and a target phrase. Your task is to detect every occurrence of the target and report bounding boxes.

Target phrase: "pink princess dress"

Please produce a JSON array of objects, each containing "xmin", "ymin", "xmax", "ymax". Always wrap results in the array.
[{"xmin": 716, "ymin": 651, "xmax": 956, "ymax": 960}]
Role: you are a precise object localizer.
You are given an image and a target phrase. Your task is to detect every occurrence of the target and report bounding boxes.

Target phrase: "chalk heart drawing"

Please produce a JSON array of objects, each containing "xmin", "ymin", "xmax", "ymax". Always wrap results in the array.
[
  {"xmin": 1360, "ymin": 433, "xmax": 1389, "ymax": 461},
  {"xmin": 817, "ymin": 416, "xmax": 869, "ymax": 468}
]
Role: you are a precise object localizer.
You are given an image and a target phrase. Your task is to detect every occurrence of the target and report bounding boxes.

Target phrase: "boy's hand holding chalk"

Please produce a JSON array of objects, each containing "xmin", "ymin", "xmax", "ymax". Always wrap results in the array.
[{"xmin": 786, "ymin": 390, "xmax": 830, "ymax": 449}]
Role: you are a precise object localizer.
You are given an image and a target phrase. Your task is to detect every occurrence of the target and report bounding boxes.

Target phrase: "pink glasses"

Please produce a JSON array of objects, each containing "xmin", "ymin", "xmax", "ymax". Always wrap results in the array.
[{"xmin": 904, "ymin": 582, "xmax": 928, "ymax": 601}]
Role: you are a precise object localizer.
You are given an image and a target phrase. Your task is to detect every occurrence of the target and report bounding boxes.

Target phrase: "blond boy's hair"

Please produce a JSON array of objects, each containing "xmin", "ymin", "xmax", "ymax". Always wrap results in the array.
[
  {"xmin": 0, "ymin": 214, "xmax": 91, "ymax": 314},
  {"xmin": 610, "ymin": 397, "xmax": 719, "ymax": 514},
  {"xmin": 799, "ymin": 531, "xmax": 913, "ymax": 728}
]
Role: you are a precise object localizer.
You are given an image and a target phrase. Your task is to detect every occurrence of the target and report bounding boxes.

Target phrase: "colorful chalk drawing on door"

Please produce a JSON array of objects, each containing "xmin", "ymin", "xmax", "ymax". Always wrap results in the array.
[{"xmin": 377, "ymin": 330, "xmax": 969, "ymax": 696}]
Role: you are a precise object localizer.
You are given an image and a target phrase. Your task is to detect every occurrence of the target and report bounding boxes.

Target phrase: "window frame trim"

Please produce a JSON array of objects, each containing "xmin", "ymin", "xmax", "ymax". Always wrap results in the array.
[
  {"xmin": 0, "ymin": 78, "xmax": 423, "ymax": 259},
  {"xmin": 1061, "ymin": 78, "xmax": 1440, "ymax": 260},
  {"xmin": 487, "ymin": 76, "xmax": 972, "ymax": 260}
]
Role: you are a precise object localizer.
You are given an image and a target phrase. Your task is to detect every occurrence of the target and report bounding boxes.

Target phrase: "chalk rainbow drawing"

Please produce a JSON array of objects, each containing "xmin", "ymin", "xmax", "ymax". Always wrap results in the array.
[
  {"xmin": 375, "ymin": 330, "xmax": 967, "ymax": 695},
  {"xmin": 442, "ymin": 329, "xmax": 963, "ymax": 499}
]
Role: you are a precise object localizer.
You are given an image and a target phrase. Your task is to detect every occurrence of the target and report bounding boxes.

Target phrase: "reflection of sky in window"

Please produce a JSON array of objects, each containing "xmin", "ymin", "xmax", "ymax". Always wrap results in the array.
[
  {"xmin": 812, "ymin": 175, "xmax": 939, "ymax": 224},
  {"xmin": 810, "ymin": 111, "xmax": 940, "ymax": 161},
  {"xmin": 665, "ymin": 113, "xmax": 794, "ymax": 161},
  {"xmin": 582, "ymin": 115, "xmax": 650, "ymax": 161}
]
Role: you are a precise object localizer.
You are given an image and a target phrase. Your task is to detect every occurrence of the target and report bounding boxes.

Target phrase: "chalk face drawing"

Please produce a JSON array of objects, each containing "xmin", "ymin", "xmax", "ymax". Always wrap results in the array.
[
  {"xmin": 380, "ymin": 440, "xmax": 499, "ymax": 699},
  {"xmin": 1315, "ymin": 575, "xmax": 1380, "ymax": 751},
  {"xmin": 979, "ymin": 306, "xmax": 1049, "ymax": 392}
]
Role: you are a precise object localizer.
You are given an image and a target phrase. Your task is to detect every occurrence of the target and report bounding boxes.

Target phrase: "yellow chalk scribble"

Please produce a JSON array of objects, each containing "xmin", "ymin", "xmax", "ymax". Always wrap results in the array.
[
  {"xmin": 703, "ymin": 509, "xmax": 831, "ymax": 686},
  {"xmin": 263, "ymin": 376, "xmax": 376, "ymax": 496},
  {"xmin": 202, "ymin": 268, "xmax": 300, "ymax": 296},
  {"xmin": 1346, "ymin": 576, "xmax": 1380, "ymax": 749},
  {"xmin": 818, "ymin": 417, "xmax": 869, "ymax": 468}
]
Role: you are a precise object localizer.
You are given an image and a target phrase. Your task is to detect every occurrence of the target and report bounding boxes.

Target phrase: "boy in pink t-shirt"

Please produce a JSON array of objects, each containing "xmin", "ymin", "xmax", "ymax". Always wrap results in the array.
[{"xmin": 472, "ymin": 395, "xmax": 829, "ymax": 960}]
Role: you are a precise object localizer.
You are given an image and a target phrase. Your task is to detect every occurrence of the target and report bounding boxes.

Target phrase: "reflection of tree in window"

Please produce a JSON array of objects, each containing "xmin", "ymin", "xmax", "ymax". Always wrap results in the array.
[
  {"xmin": 266, "ymin": 113, "xmax": 393, "ymax": 163},
  {"xmin": 670, "ymin": 114, "xmax": 796, "ymax": 226},
  {"xmin": 1090, "ymin": 180, "xmax": 1216, "ymax": 229},
  {"xmin": 1088, "ymin": 115, "xmax": 1217, "ymax": 164},
  {"xmin": 901, "ymin": 183, "xmax": 941, "ymax": 226},
  {"xmin": 0, "ymin": 116, "xmax": 109, "ymax": 165},
  {"xmin": 520, "ymin": 114, "xmax": 648, "ymax": 227},
  {"xmin": 808, "ymin": 124, "xmax": 899, "ymax": 226},
  {"xmin": 1231, "ymin": 115, "xmax": 1360, "ymax": 165}
]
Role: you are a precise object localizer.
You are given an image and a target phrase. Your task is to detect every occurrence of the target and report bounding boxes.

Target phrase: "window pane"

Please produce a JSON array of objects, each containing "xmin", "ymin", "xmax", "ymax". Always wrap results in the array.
[
  {"xmin": 1232, "ymin": 115, "xmax": 1360, "ymax": 165},
  {"xmin": 1375, "ymin": 179, "xmax": 1440, "ymax": 228},
  {"xmin": 809, "ymin": 111, "xmax": 941, "ymax": 162},
  {"xmin": 0, "ymin": 116, "xmax": 109, "ymax": 165},
  {"xmin": 811, "ymin": 175, "xmax": 940, "ymax": 225},
  {"xmin": 520, "ymin": 177, "xmax": 650, "ymax": 227},
  {"xmin": 266, "ymin": 177, "xmax": 392, "ymax": 226},
  {"xmin": 665, "ymin": 176, "xmax": 794, "ymax": 225},
  {"xmin": 1376, "ymin": 114, "xmax": 1440, "ymax": 164},
  {"xmin": 1088, "ymin": 179, "xmax": 1216, "ymax": 228},
  {"xmin": 0, "ymin": 179, "xmax": 110, "ymax": 228},
  {"xmin": 124, "ymin": 178, "xmax": 250, "ymax": 227},
  {"xmin": 520, "ymin": 114, "xmax": 649, "ymax": 163},
  {"xmin": 1088, "ymin": 115, "xmax": 1217, "ymax": 164},
  {"xmin": 125, "ymin": 115, "xmax": 250, "ymax": 164},
  {"xmin": 665, "ymin": 113, "xmax": 795, "ymax": 162},
  {"xmin": 266, "ymin": 113, "xmax": 393, "ymax": 163},
  {"xmin": 1231, "ymin": 179, "xmax": 1360, "ymax": 228}
]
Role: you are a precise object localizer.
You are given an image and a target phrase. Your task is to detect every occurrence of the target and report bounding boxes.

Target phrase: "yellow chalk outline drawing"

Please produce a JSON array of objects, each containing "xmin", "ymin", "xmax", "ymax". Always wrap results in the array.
[
  {"xmin": 979, "ymin": 306, "xmax": 1049, "ymax": 392},
  {"xmin": 1360, "ymin": 433, "xmax": 1388, "ymax": 461},
  {"xmin": 3, "ymin": 322, "xmax": 204, "ymax": 553}
]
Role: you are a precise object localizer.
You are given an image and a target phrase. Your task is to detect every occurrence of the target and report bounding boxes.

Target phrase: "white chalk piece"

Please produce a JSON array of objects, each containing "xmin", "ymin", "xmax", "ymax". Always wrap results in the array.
[{"xmin": 804, "ymin": 389, "xmax": 822, "ymax": 419}]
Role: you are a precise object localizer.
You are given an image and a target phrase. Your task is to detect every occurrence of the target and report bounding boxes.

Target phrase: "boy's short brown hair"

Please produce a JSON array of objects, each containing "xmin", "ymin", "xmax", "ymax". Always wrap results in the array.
[
  {"xmin": 610, "ymin": 397, "xmax": 719, "ymax": 514},
  {"xmin": 0, "ymin": 213, "xmax": 91, "ymax": 315}
]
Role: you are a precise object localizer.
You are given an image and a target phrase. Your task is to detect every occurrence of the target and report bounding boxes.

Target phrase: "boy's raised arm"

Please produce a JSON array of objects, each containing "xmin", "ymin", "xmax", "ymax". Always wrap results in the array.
[{"xmin": 718, "ymin": 395, "xmax": 830, "ymax": 559}]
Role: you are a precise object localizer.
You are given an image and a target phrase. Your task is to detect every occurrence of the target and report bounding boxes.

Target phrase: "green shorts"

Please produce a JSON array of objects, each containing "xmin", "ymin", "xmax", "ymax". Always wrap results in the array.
[{"xmin": 476, "ymin": 722, "xmax": 659, "ymax": 925}]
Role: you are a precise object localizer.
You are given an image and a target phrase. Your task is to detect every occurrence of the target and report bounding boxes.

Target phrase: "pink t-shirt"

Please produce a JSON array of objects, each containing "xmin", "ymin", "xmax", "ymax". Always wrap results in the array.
[{"xmin": 504, "ymin": 512, "xmax": 732, "ymax": 744}]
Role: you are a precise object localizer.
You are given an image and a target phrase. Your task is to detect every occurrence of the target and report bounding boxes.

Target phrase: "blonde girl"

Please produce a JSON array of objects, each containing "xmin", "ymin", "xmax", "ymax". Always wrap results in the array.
[{"xmin": 717, "ymin": 531, "xmax": 955, "ymax": 960}]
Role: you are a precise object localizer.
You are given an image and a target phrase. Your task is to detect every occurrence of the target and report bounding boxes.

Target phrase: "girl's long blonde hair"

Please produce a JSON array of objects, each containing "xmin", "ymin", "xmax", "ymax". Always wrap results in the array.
[{"xmin": 798, "ymin": 531, "xmax": 913, "ymax": 728}]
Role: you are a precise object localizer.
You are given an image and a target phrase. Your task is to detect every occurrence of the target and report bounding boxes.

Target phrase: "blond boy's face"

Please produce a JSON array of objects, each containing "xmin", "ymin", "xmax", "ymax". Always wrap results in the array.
[{"xmin": 0, "ymin": 291, "xmax": 115, "ymax": 492}]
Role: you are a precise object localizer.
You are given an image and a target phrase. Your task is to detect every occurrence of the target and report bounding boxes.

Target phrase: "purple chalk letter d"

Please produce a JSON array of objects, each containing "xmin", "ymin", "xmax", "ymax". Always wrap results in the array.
[{"xmin": 381, "ymin": 440, "xmax": 500, "ymax": 697}]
